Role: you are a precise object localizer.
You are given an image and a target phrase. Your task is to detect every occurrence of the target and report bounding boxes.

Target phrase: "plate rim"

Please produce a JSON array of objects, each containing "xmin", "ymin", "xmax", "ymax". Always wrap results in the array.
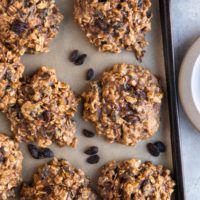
[{"xmin": 179, "ymin": 37, "xmax": 200, "ymax": 131}]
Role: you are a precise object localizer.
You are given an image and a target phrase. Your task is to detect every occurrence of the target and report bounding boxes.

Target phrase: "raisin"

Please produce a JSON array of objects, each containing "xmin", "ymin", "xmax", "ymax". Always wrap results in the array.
[
  {"xmin": 22, "ymin": 85, "xmax": 35, "ymax": 96},
  {"xmin": 39, "ymin": 148, "xmax": 54, "ymax": 158},
  {"xmin": 99, "ymin": 0, "xmax": 107, "ymax": 2},
  {"xmin": 11, "ymin": 20, "xmax": 28, "ymax": 34},
  {"xmin": 28, "ymin": 144, "xmax": 39, "ymax": 159},
  {"xmin": 147, "ymin": 11, "xmax": 152, "ymax": 18},
  {"xmin": 69, "ymin": 50, "xmax": 79, "ymax": 62},
  {"xmin": 95, "ymin": 19, "xmax": 108, "ymax": 31},
  {"xmin": 41, "ymin": 72, "xmax": 50, "ymax": 79},
  {"xmin": 83, "ymin": 129, "xmax": 95, "ymax": 138},
  {"xmin": 0, "ymin": 147, "xmax": 5, "ymax": 162},
  {"xmin": 7, "ymin": 0, "xmax": 14, "ymax": 6},
  {"xmin": 154, "ymin": 141, "xmax": 166, "ymax": 153},
  {"xmin": 28, "ymin": 144, "xmax": 54, "ymax": 159},
  {"xmin": 87, "ymin": 155, "xmax": 100, "ymax": 164},
  {"xmin": 138, "ymin": 0, "xmax": 143, "ymax": 7},
  {"xmin": 44, "ymin": 185, "xmax": 52, "ymax": 194},
  {"xmin": 4, "ymin": 71, "xmax": 12, "ymax": 81},
  {"xmin": 42, "ymin": 111, "xmax": 51, "ymax": 122},
  {"xmin": 84, "ymin": 146, "xmax": 98, "ymax": 155},
  {"xmin": 124, "ymin": 115, "xmax": 138, "ymax": 124},
  {"xmin": 147, "ymin": 143, "xmax": 160, "ymax": 157},
  {"xmin": 74, "ymin": 54, "xmax": 87, "ymax": 65},
  {"xmin": 86, "ymin": 68, "xmax": 95, "ymax": 80}
]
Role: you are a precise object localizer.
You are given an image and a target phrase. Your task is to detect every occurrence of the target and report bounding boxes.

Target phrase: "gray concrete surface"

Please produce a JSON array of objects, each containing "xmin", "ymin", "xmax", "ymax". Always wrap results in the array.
[{"xmin": 172, "ymin": 1, "xmax": 200, "ymax": 199}]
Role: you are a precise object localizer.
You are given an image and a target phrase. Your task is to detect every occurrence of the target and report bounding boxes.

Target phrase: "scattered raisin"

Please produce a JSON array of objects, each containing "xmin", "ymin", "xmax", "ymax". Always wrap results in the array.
[
  {"xmin": 74, "ymin": 54, "xmax": 87, "ymax": 65},
  {"xmin": 87, "ymin": 155, "xmax": 100, "ymax": 164},
  {"xmin": 147, "ymin": 143, "xmax": 160, "ymax": 157},
  {"xmin": 39, "ymin": 148, "xmax": 54, "ymax": 158},
  {"xmin": 84, "ymin": 146, "xmax": 98, "ymax": 155},
  {"xmin": 154, "ymin": 141, "xmax": 166, "ymax": 153},
  {"xmin": 28, "ymin": 144, "xmax": 39, "ymax": 159},
  {"xmin": 11, "ymin": 20, "xmax": 28, "ymax": 34},
  {"xmin": 28, "ymin": 144, "xmax": 54, "ymax": 159},
  {"xmin": 86, "ymin": 68, "xmax": 94, "ymax": 80},
  {"xmin": 69, "ymin": 50, "xmax": 79, "ymax": 63},
  {"xmin": 83, "ymin": 129, "xmax": 95, "ymax": 138}
]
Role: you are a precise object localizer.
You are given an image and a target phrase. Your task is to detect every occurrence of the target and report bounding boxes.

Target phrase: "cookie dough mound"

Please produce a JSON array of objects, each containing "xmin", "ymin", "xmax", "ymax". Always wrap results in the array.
[
  {"xmin": 7, "ymin": 66, "xmax": 79, "ymax": 147},
  {"xmin": 74, "ymin": 0, "xmax": 152, "ymax": 60},
  {"xmin": 20, "ymin": 158, "xmax": 97, "ymax": 200},
  {"xmin": 0, "ymin": 43, "xmax": 24, "ymax": 112},
  {"xmin": 82, "ymin": 64, "xmax": 163, "ymax": 146},
  {"xmin": 98, "ymin": 159, "xmax": 175, "ymax": 200},
  {"xmin": 0, "ymin": 133, "xmax": 23, "ymax": 200},
  {"xmin": 0, "ymin": 0, "xmax": 63, "ymax": 55}
]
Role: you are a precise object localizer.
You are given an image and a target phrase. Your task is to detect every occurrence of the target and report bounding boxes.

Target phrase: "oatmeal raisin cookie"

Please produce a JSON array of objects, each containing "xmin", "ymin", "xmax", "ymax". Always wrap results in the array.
[
  {"xmin": 0, "ymin": 43, "xmax": 24, "ymax": 112},
  {"xmin": 0, "ymin": 133, "xmax": 23, "ymax": 200},
  {"xmin": 74, "ymin": 0, "xmax": 152, "ymax": 60},
  {"xmin": 7, "ymin": 66, "xmax": 79, "ymax": 147},
  {"xmin": 0, "ymin": 0, "xmax": 63, "ymax": 55},
  {"xmin": 82, "ymin": 64, "xmax": 163, "ymax": 146},
  {"xmin": 20, "ymin": 158, "xmax": 97, "ymax": 200},
  {"xmin": 98, "ymin": 159, "xmax": 175, "ymax": 200}
]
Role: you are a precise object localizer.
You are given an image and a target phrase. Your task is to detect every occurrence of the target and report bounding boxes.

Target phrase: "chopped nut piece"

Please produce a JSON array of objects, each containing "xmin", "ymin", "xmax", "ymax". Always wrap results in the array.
[
  {"xmin": 74, "ymin": 0, "xmax": 152, "ymax": 60},
  {"xmin": 20, "ymin": 158, "xmax": 97, "ymax": 200},
  {"xmin": 7, "ymin": 66, "xmax": 79, "ymax": 147},
  {"xmin": 98, "ymin": 159, "xmax": 175, "ymax": 200},
  {"xmin": 0, "ymin": 0, "xmax": 63, "ymax": 55},
  {"xmin": 82, "ymin": 64, "xmax": 163, "ymax": 146},
  {"xmin": 0, "ymin": 133, "xmax": 23, "ymax": 200}
]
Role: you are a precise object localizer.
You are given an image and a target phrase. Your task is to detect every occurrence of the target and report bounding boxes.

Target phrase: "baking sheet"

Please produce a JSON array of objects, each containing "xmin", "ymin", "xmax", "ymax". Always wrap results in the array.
[{"xmin": 0, "ymin": 0, "xmax": 173, "ymax": 198}]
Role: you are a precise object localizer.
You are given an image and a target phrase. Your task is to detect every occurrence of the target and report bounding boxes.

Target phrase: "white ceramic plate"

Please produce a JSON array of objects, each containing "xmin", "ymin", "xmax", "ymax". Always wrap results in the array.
[{"xmin": 179, "ymin": 37, "xmax": 200, "ymax": 131}]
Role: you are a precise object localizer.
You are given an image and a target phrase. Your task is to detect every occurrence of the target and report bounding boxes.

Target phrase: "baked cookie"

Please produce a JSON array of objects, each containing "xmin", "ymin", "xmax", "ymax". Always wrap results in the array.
[
  {"xmin": 7, "ymin": 66, "xmax": 79, "ymax": 147},
  {"xmin": 0, "ymin": 133, "xmax": 23, "ymax": 200},
  {"xmin": 74, "ymin": 0, "xmax": 152, "ymax": 61},
  {"xmin": 20, "ymin": 158, "xmax": 97, "ymax": 200},
  {"xmin": 82, "ymin": 64, "xmax": 163, "ymax": 146},
  {"xmin": 98, "ymin": 159, "xmax": 175, "ymax": 200},
  {"xmin": 0, "ymin": 0, "xmax": 63, "ymax": 55},
  {"xmin": 0, "ymin": 43, "xmax": 24, "ymax": 112}
]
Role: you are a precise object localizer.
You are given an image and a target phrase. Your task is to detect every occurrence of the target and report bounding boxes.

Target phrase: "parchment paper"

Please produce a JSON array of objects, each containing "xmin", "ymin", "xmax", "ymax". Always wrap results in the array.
[{"xmin": 0, "ymin": 0, "xmax": 172, "ymax": 199}]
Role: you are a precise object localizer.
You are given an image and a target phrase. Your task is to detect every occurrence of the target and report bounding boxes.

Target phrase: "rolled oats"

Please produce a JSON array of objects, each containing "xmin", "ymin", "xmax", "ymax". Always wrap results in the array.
[
  {"xmin": 7, "ymin": 66, "xmax": 79, "ymax": 147},
  {"xmin": 20, "ymin": 158, "xmax": 97, "ymax": 200},
  {"xmin": 0, "ymin": 133, "xmax": 23, "ymax": 200},
  {"xmin": 0, "ymin": 0, "xmax": 63, "ymax": 55},
  {"xmin": 0, "ymin": 43, "xmax": 24, "ymax": 112},
  {"xmin": 82, "ymin": 64, "xmax": 163, "ymax": 146},
  {"xmin": 98, "ymin": 159, "xmax": 175, "ymax": 200},
  {"xmin": 74, "ymin": 0, "xmax": 152, "ymax": 60}
]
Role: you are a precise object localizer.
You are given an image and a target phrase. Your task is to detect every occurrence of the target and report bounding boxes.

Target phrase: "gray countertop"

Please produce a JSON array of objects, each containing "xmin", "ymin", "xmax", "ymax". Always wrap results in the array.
[{"xmin": 172, "ymin": 1, "xmax": 200, "ymax": 199}]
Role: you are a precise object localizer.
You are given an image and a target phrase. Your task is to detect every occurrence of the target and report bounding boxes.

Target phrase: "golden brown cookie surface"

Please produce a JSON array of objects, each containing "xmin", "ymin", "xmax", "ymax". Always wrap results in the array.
[
  {"xmin": 7, "ymin": 66, "xmax": 79, "ymax": 147},
  {"xmin": 98, "ymin": 159, "xmax": 175, "ymax": 200},
  {"xmin": 0, "ymin": 133, "xmax": 23, "ymax": 200},
  {"xmin": 20, "ymin": 158, "xmax": 97, "ymax": 200},
  {"xmin": 74, "ymin": 0, "xmax": 152, "ymax": 60},
  {"xmin": 82, "ymin": 64, "xmax": 163, "ymax": 146},
  {"xmin": 0, "ymin": 0, "xmax": 63, "ymax": 55}
]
